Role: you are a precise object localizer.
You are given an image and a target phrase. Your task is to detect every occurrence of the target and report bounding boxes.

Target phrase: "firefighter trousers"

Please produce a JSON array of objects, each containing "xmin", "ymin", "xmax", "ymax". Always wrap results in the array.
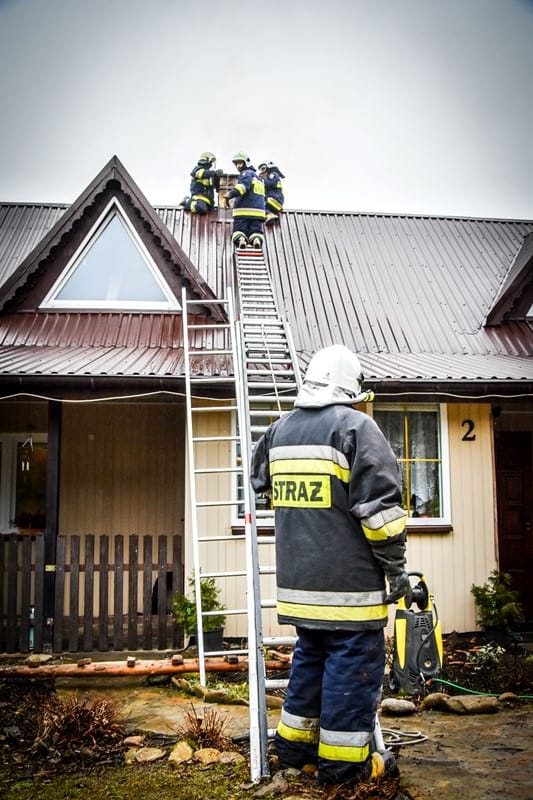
[{"xmin": 275, "ymin": 626, "xmax": 385, "ymax": 784}]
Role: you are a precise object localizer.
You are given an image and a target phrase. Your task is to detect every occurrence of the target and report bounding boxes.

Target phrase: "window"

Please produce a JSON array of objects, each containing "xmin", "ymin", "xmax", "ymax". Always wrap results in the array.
[
  {"xmin": 233, "ymin": 414, "xmax": 274, "ymax": 529},
  {"xmin": 0, "ymin": 434, "xmax": 47, "ymax": 534},
  {"xmin": 41, "ymin": 199, "xmax": 179, "ymax": 311},
  {"xmin": 373, "ymin": 404, "xmax": 450, "ymax": 527}
]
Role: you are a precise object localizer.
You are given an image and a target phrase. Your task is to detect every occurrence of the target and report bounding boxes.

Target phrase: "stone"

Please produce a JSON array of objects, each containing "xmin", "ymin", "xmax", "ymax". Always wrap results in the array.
[
  {"xmin": 218, "ymin": 750, "xmax": 246, "ymax": 764},
  {"xmin": 265, "ymin": 694, "xmax": 284, "ymax": 709},
  {"xmin": 498, "ymin": 692, "xmax": 520, "ymax": 704},
  {"xmin": 168, "ymin": 740, "xmax": 194, "ymax": 764},
  {"xmin": 171, "ymin": 654, "xmax": 184, "ymax": 665},
  {"xmin": 420, "ymin": 692, "xmax": 449, "ymax": 710},
  {"xmin": 172, "ymin": 677, "xmax": 193, "ymax": 693},
  {"xmin": 123, "ymin": 735, "xmax": 144, "ymax": 747},
  {"xmin": 380, "ymin": 698, "xmax": 417, "ymax": 715},
  {"xmin": 447, "ymin": 695, "xmax": 499, "ymax": 714},
  {"xmin": 420, "ymin": 693, "xmax": 499, "ymax": 714},
  {"xmin": 134, "ymin": 746, "xmax": 166, "ymax": 763},
  {"xmin": 193, "ymin": 747, "xmax": 220, "ymax": 764},
  {"xmin": 203, "ymin": 689, "xmax": 233, "ymax": 703},
  {"xmin": 25, "ymin": 654, "xmax": 52, "ymax": 667},
  {"xmin": 253, "ymin": 772, "xmax": 289, "ymax": 797}
]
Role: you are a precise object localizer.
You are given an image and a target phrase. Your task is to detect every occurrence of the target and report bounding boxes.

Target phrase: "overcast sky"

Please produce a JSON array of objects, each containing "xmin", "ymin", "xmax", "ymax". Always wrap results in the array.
[{"xmin": 0, "ymin": 0, "xmax": 532, "ymax": 219}]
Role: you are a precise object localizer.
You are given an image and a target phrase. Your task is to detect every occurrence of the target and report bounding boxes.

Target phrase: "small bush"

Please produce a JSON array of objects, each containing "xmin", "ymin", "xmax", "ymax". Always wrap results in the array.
[{"xmin": 175, "ymin": 703, "xmax": 230, "ymax": 750}]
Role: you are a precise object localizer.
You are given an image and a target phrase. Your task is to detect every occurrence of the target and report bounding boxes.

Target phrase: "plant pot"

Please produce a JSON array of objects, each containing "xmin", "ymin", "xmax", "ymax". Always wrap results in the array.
[{"xmin": 202, "ymin": 628, "xmax": 224, "ymax": 652}]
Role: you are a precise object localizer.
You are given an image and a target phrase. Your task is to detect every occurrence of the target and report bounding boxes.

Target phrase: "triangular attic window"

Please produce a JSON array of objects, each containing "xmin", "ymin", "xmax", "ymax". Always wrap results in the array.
[{"xmin": 41, "ymin": 199, "xmax": 179, "ymax": 310}]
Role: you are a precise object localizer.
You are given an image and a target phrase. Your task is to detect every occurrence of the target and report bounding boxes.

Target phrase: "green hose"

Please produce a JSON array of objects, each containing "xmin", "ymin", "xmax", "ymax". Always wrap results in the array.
[{"xmin": 430, "ymin": 676, "xmax": 533, "ymax": 700}]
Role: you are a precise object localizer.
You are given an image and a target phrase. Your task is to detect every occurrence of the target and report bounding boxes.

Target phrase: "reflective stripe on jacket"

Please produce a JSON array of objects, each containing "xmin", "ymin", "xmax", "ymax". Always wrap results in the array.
[
  {"xmin": 189, "ymin": 165, "xmax": 219, "ymax": 206},
  {"xmin": 264, "ymin": 171, "xmax": 284, "ymax": 211},
  {"xmin": 250, "ymin": 404, "xmax": 406, "ymax": 630},
  {"xmin": 230, "ymin": 168, "xmax": 266, "ymax": 219}
]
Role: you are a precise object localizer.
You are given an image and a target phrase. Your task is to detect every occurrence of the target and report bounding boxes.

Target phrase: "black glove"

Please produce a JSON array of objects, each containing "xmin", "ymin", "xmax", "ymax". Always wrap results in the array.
[
  {"xmin": 384, "ymin": 571, "xmax": 410, "ymax": 604},
  {"xmin": 215, "ymin": 169, "xmax": 224, "ymax": 177}
]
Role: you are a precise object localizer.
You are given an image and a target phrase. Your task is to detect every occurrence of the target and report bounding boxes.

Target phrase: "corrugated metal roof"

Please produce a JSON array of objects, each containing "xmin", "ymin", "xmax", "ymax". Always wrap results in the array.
[
  {"xmin": 0, "ymin": 200, "xmax": 532, "ymax": 387},
  {"xmin": 164, "ymin": 207, "xmax": 533, "ymax": 382}
]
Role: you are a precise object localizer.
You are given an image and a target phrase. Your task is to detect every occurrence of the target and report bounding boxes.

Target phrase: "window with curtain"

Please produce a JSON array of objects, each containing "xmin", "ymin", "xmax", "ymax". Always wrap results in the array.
[{"xmin": 373, "ymin": 405, "xmax": 450, "ymax": 525}]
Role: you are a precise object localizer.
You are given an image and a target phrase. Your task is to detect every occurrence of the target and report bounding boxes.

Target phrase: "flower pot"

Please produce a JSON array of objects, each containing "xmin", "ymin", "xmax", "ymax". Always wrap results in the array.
[{"xmin": 202, "ymin": 628, "xmax": 224, "ymax": 652}]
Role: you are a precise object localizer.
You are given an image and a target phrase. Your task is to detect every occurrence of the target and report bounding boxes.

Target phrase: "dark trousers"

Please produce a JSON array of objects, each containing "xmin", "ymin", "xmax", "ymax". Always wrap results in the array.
[
  {"xmin": 231, "ymin": 216, "xmax": 265, "ymax": 245},
  {"xmin": 275, "ymin": 627, "xmax": 385, "ymax": 784}
]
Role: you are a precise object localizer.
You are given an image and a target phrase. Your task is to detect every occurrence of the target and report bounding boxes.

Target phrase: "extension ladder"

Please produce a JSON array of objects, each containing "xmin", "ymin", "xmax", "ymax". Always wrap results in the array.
[{"xmin": 182, "ymin": 248, "xmax": 301, "ymax": 781}]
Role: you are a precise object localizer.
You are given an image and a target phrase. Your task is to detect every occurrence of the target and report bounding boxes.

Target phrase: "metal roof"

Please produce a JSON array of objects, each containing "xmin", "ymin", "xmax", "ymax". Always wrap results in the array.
[
  {"xmin": 164, "ymin": 207, "xmax": 533, "ymax": 384},
  {"xmin": 0, "ymin": 193, "xmax": 532, "ymax": 391}
]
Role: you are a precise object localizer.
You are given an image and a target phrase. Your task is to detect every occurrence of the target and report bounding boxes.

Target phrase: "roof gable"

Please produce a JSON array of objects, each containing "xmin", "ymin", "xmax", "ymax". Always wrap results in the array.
[
  {"xmin": 41, "ymin": 197, "xmax": 178, "ymax": 311},
  {"xmin": 485, "ymin": 232, "xmax": 533, "ymax": 325},
  {"xmin": 0, "ymin": 156, "xmax": 224, "ymax": 320}
]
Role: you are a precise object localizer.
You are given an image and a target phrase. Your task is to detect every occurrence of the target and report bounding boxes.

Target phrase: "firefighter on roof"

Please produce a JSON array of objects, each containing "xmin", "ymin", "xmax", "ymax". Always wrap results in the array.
[
  {"xmin": 225, "ymin": 152, "xmax": 266, "ymax": 249},
  {"xmin": 258, "ymin": 160, "xmax": 285, "ymax": 224},
  {"xmin": 250, "ymin": 345, "xmax": 409, "ymax": 787},
  {"xmin": 179, "ymin": 152, "xmax": 223, "ymax": 214}
]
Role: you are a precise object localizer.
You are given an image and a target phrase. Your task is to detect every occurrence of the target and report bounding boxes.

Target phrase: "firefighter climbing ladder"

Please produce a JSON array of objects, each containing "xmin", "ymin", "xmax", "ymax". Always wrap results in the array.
[{"xmin": 182, "ymin": 247, "xmax": 301, "ymax": 782}]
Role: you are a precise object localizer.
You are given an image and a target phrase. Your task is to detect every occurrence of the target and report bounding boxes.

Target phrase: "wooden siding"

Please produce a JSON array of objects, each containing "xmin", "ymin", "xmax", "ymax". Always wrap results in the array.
[
  {"xmin": 0, "ymin": 400, "xmax": 48, "ymax": 432},
  {"xmin": 405, "ymin": 404, "xmax": 496, "ymax": 633},
  {"xmin": 59, "ymin": 402, "xmax": 185, "ymax": 537}
]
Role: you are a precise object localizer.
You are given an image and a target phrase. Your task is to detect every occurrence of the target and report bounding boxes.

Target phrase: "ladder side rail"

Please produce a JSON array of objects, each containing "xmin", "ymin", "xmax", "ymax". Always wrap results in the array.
[
  {"xmin": 282, "ymin": 317, "xmax": 303, "ymax": 391},
  {"xmin": 181, "ymin": 287, "xmax": 208, "ymax": 684},
  {"xmin": 230, "ymin": 289, "xmax": 270, "ymax": 781}
]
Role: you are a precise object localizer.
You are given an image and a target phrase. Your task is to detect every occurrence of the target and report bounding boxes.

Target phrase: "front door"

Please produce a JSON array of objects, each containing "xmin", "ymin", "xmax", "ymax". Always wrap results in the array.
[{"xmin": 495, "ymin": 431, "xmax": 533, "ymax": 624}]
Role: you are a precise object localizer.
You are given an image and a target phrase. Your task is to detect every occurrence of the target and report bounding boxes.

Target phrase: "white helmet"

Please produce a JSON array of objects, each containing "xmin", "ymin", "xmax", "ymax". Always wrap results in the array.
[{"xmin": 295, "ymin": 345, "xmax": 372, "ymax": 408}]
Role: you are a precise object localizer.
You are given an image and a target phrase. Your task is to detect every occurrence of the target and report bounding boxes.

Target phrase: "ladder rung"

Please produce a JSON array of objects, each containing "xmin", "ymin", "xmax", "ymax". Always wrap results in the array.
[
  {"xmin": 193, "ymin": 405, "xmax": 238, "ymax": 413},
  {"xmin": 265, "ymin": 679, "xmax": 289, "ymax": 690},
  {"xmin": 202, "ymin": 570, "xmax": 247, "ymax": 578},
  {"xmin": 248, "ymin": 383, "xmax": 297, "ymax": 390},
  {"xmin": 194, "ymin": 466, "xmax": 243, "ymax": 474},
  {"xmin": 188, "ymin": 349, "xmax": 233, "ymax": 356},
  {"xmin": 196, "ymin": 499, "xmax": 240, "ymax": 507},
  {"xmin": 188, "ymin": 323, "xmax": 231, "ymax": 330},
  {"xmin": 248, "ymin": 395, "xmax": 297, "ymax": 403},
  {"xmin": 198, "ymin": 534, "xmax": 245, "ymax": 542},
  {"xmin": 264, "ymin": 636, "xmax": 297, "ymax": 647},
  {"xmin": 193, "ymin": 435, "xmax": 240, "ymax": 442},
  {"xmin": 187, "ymin": 298, "xmax": 229, "ymax": 306},
  {"xmin": 189, "ymin": 377, "xmax": 235, "ymax": 383}
]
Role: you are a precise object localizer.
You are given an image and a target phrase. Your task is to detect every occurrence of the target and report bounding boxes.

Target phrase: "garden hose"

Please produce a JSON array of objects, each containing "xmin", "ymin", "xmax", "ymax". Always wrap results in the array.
[{"xmin": 429, "ymin": 676, "xmax": 533, "ymax": 700}]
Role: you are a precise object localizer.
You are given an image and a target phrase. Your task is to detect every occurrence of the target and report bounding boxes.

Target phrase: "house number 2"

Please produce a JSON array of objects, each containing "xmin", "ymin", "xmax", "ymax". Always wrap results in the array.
[{"xmin": 461, "ymin": 419, "xmax": 476, "ymax": 441}]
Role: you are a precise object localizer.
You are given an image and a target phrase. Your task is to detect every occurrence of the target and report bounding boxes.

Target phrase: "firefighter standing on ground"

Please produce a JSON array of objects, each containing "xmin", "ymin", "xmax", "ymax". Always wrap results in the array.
[
  {"xmin": 250, "ymin": 344, "xmax": 409, "ymax": 787},
  {"xmin": 179, "ymin": 152, "xmax": 223, "ymax": 214},
  {"xmin": 258, "ymin": 160, "xmax": 285, "ymax": 224},
  {"xmin": 225, "ymin": 152, "xmax": 266, "ymax": 249}
]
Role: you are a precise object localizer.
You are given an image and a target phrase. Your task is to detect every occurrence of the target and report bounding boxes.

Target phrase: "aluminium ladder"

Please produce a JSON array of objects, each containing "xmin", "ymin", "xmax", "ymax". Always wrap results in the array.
[{"xmin": 182, "ymin": 246, "xmax": 301, "ymax": 782}]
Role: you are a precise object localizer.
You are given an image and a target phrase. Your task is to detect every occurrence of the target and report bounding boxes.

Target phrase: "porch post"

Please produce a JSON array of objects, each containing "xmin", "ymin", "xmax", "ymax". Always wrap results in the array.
[{"xmin": 43, "ymin": 400, "xmax": 62, "ymax": 652}]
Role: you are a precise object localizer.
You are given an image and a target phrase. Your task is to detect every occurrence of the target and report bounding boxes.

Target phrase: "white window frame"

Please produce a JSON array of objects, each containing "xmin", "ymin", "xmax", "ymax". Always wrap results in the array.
[
  {"xmin": 40, "ymin": 198, "xmax": 180, "ymax": 311},
  {"xmin": 371, "ymin": 403, "xmax": 451, "ymax": 528},
  {"xmin": 231, "ymin": 412, "xmax": 274, "ymax": 528},
  {"xmin": 0, "ymin": 433, "xmax": 48, "ymax": 534}
]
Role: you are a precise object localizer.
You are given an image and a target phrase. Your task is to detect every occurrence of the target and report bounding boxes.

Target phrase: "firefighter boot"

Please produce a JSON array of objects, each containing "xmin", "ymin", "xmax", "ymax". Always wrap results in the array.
[{"xmin": 370, "ymin": 749, "xmax": 399, "ymax": 780}]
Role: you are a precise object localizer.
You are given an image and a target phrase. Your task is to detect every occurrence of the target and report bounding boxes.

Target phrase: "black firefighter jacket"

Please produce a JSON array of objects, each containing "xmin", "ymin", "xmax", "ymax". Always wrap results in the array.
[{"xmin": 250, "ymin": 404, "xmax": 407, "ymax": 631}]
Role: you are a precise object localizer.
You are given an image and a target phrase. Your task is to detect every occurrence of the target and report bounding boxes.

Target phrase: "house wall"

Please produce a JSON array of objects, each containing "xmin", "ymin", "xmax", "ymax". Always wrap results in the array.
[
  {"xmin": 0, "ymin": 398, "xmax": 500, "ymax": 637},
  {"xmin": 182, "ymin": 401, "xmax": 279, "ymax": 638},
  {"xmin": 190, "ymin": 402, "xmax": 497, "ymax": 639},
  {"xmin": 60, "ymin": 401, "xmax": 185, "ymax": 538},
  {"xmin": 402, "ymin": 403, "xmax": 496, "ymax": 634}
]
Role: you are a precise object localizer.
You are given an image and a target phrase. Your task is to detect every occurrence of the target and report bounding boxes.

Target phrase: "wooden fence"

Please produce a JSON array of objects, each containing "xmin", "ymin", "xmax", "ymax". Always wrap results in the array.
[{"xmin": 0, "ymin": 533, "xmax": 183, "ymax": 654}]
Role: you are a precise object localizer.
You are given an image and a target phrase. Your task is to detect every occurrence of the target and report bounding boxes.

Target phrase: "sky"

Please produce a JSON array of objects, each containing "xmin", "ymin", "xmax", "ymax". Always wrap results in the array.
[{"xmin": 0, "ymin": 0, "xmax": 532, "ymax": 219}]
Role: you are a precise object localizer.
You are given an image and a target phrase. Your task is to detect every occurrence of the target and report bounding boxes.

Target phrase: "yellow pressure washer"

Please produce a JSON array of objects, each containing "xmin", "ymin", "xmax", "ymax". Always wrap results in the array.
[{"xmin": 389, "ymin": 572, "xmax": 443, "ymax": 694}]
